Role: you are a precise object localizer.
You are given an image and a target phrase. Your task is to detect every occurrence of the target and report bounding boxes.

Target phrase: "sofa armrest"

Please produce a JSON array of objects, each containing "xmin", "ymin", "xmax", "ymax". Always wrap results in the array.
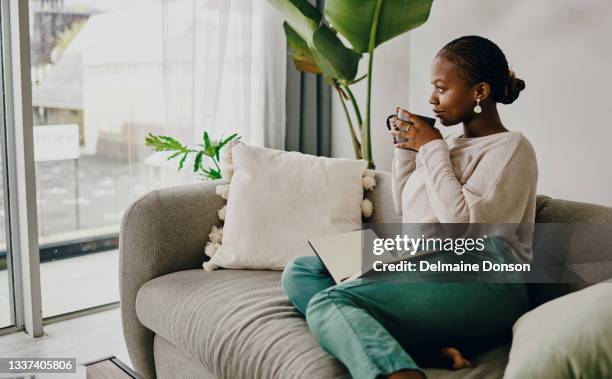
[{"xmin": 119, "ymin": 180, "xmax": 224, "ymax": 379}]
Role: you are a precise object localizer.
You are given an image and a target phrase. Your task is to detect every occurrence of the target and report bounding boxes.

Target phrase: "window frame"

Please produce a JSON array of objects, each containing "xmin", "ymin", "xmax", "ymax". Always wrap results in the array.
[{"xmin": 1, "ymin": 0, "xmax": 44, "ymax": 337}]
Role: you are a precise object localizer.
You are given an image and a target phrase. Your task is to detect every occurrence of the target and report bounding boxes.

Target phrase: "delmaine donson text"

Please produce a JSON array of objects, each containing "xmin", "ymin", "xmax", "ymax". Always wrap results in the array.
[{"xmin": 370, "ymin": 235, "xmax": 531, "ymax": 273}]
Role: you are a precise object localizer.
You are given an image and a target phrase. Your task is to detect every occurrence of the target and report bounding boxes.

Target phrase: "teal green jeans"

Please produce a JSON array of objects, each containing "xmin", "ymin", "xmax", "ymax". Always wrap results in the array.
[{"xmin": 280, "ymin": 237, "xmax": 529, "ymax": 379}]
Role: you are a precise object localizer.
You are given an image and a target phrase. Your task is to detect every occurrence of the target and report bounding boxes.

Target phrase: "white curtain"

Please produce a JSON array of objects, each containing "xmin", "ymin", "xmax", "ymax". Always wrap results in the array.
[{"xmin": 161, "ymin": 0, "xmax": 286, "ymax": 150}]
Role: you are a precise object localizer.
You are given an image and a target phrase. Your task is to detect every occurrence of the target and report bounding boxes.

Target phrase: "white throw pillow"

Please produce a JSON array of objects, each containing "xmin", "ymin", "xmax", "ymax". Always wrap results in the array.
[{"xmin": 203, "ymin": 142, "xmax": 368, "ymax": 270}]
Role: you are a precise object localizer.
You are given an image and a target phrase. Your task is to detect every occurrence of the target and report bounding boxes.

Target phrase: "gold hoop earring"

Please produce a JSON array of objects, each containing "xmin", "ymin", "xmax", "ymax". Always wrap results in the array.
[{"xmin": 474, "ymin": 98, "xmax": 482, "ymax": 114}]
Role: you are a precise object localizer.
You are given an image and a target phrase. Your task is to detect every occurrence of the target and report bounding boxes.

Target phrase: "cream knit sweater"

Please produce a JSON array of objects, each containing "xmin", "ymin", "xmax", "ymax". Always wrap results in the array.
[{"xmin": 391, "ymin": 130, "xmax": 538, "ymax": 263}]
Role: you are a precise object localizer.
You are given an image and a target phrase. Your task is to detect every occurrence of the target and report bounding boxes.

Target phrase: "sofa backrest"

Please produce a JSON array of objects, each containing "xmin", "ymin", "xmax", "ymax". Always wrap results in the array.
[
  {"xmin": 370, "ymin": 170, "xmax": 612, "ymax": 308},
  {"xmin": 368, "ymin": 171, "xmax": 402, "ymax": 224},
  {"xmin": 529, "ymin": 195, "xmax": 612, "ymax": 307}
]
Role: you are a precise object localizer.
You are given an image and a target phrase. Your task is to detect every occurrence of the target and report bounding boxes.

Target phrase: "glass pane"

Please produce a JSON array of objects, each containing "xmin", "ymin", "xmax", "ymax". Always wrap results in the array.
[
  {"xmin": 29, "ymin": 0, "xmax": 192, "ymax": 318},
  {"xmin": 0, "ymin": 7, "xmax": 15, "ymax": 329},
  {"xmin": 0, "ymin": 147, "xmax": 14, "ymax": 329},
  {"xmin": 0, "ymin": 139, "xmax": 12, "ymax": 330}
]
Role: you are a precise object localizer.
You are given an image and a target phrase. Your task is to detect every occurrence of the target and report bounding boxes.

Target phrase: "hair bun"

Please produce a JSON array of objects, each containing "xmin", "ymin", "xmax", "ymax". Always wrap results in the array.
[{"xmin": 501, "ymin": 70, "xmax": 525, "ymax": 104}]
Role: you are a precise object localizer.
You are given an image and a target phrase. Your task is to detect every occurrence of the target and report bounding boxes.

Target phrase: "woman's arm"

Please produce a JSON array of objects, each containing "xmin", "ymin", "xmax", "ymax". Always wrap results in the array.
[
  {"xmin": 391, "ymin": 148, "xmax": 418, "ymax": 215},
  {"xmin": 416, "ymin": 140, "xmax": 470, "ymax": 223}
]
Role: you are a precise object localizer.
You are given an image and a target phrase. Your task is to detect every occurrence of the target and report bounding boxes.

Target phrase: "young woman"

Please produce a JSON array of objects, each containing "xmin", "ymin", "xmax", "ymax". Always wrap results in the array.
[{"xmin": 281, "ymin": 35, "xmax": 538, "ymax": 379}]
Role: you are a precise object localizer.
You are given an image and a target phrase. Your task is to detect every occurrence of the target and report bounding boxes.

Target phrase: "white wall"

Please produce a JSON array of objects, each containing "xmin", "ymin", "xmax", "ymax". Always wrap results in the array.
[{"xmin": 331, "ymin": 0, "xmax": 612, "ymax": 206}]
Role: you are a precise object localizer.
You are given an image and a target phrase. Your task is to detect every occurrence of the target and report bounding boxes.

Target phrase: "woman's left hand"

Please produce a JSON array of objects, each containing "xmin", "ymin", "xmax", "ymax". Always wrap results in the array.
[{"xmin": 389, "ymin": 108, "xmax": 443, "ymax": 151}]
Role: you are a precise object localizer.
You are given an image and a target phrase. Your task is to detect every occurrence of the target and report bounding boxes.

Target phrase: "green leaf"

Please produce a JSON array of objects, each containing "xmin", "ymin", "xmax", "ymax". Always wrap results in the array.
[
  {"xmin": 267, "ymin": 0, "xmax": 321, "ymax": 41},
  {"xmin": 159, "ymin": 135, "xmax": 179, "ymax": 145},
  {"xmin": 202, "ymin": 132, "xmax": 217, "ymax": 157},
  {"xmin": 145, "ymin": 134, "xmax": 165, "ymax": 150},
  {"xmin": 203, "ymin": 132, "xmax": 211, "ymax": 150},
  {"xmin": 217, "ymin": 133, "xmax": 238, "ymax": 150},
  {"xmin": 205, "ymin": 147, "xmax": 216, "ymax": 158},
  {"xmin": 310, "ymin": 25, "xmax": 361, "ymax": 80},
  {"xmin": 208, "ymin": 168, "xmax": 222, "ymax": 180},
  {"xmin": 215, "ymin": 133, "xmax": 240, "ymax": 161},
  {"xmin": 268, "ymin": 0, "xmax": 362, "ymax": 81},
  {"xmin": 159, "ymin": 136, "xmax": 183, "ymax": 150},
  {"xmin": 178, "ymin": 152, "xmax": 188, "ymax": 170},
  {"xmin": 145, "ymin": 133, "xmax": 187, "ymax": 153},
  {"xmin": 193, "ymin": 151, "xmax": 203, "ymax": 172},
  {"xmin": 166, "ymin": 151, "xmax": 182, "ymax": 161},
  {"xmin": 324, "ymin": 0, "xmax": 434, "ymax": 54},
  {"xmin": 202, "ymin": 167, "xmax": 222, "ymax": 180},
  {"xmin": 284, "ymin": 22, "xmax": 321, "ymax": 74}
]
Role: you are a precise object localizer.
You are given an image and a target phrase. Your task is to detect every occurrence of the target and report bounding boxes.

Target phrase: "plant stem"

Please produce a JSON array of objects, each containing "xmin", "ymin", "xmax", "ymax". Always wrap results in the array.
[
  {"xmin": 364, "ymin": 0, "xmax": 384, "ymax": 169},
  {"xmin": 348, "ymin": 73, "xmax": 367, "ymax": 85},
  {"xmin": 336, "ymin": 88, "xmax": 362, "ymax": 159},
  {"xmin": 343, "ymin": 84, "xmax": 363, "ymax": 131}
]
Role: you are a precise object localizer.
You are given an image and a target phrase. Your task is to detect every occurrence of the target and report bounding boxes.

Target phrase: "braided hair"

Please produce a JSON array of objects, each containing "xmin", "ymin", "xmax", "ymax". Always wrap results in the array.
[{"xmin": 437, "ymin": 35, "xmax": 525, "ymax": 104}]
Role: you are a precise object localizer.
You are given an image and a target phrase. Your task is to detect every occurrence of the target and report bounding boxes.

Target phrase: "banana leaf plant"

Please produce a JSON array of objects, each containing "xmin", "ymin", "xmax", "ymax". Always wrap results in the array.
[{"xmin": 267, "ymin": 0, "xmax": 434, "ymax": 168}]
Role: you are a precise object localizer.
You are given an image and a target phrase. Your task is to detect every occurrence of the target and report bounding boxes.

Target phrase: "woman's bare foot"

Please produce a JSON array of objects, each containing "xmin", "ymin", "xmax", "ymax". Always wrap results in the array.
[
  {"xmin": 439, "ymin": 347, "xmax": 472, "ymax": 369},
  {"xmin": 387, "ymin": 369, "xmax": 425, "ymax": 379}
]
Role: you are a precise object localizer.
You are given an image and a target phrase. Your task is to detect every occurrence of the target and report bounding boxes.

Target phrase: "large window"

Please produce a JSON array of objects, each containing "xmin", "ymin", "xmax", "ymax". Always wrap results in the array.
[
  {"xmin": 29, "ymin": 0, "xmax": 191, "ymax": 317},
  {"xmin": 0, "ymin": 0, "xmax": 282, "ymax": 331}
]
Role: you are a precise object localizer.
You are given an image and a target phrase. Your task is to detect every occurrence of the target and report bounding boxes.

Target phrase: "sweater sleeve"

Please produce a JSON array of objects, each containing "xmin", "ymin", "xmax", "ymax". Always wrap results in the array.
[
  {"xmin": 416, "ymin": 136, "xmax": 533, "ymax": 223},
  {"xmin": 391, "ymin": 148, "xmax": 418, "ymax": 215},
  {"xmin": 415, "ymin": 140, "xmax": 469, "ymax": 223}
]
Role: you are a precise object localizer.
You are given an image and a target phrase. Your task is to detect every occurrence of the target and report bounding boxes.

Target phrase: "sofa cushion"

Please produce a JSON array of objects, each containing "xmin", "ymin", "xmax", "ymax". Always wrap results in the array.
[
  {"xmin": 136, "ymin": 269, "xmax": 351, "ymax": 378},
  {"xmin": 136, "ymin": 269, "xmax": 511, "ymax": 378}
]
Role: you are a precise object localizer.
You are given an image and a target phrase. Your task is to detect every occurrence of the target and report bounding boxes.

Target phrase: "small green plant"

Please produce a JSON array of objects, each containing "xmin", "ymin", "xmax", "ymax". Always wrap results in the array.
[{"xmin": 145, "ymin": 132, "xmax": 240, "ymax": 180}]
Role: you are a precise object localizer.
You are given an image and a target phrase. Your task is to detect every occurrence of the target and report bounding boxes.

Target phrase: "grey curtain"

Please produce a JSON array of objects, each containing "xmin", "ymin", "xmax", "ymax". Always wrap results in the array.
[{"xmin": 284, "ymin": 0, "xmax": 331, "ymax": 156}]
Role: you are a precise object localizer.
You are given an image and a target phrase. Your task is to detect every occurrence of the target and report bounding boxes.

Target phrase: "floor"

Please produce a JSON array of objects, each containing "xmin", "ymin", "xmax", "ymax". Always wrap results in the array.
[
  {"xmin": 0, "ymin": 251, "xmax": 135, "ymax": 375},
  {"xmin": 0, "ymin": 250, "xmax": 120, "ymax": 326},
  {"xmin": 86, "ymin": 357, "xmax": 139, "ymax": 379},
  {"xmin": 0, "ymin": 307, "xmax": 132, "ymax": 370}
]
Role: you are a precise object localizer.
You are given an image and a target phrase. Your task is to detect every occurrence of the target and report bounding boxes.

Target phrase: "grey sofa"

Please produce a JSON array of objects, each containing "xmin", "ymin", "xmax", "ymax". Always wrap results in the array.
[{"xmin": 119, "ymin": 171, "xmax": 612, "ymax": 379}]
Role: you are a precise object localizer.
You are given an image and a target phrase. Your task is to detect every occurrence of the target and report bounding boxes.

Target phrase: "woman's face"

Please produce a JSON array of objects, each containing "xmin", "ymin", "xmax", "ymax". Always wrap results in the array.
[{"xmin": 429, "ymin": 55, "xmax": 477, "ymax": 126}]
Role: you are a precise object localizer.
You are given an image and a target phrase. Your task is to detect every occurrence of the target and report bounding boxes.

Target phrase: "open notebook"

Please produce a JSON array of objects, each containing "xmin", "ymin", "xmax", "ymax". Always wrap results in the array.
[{"xmin": 307, "ymin": 229, "xmax": 396, "ymax": 284}]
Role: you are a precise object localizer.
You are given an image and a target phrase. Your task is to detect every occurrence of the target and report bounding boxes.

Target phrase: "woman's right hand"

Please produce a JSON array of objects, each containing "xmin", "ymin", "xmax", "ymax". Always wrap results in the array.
[
  {"xmin": 388, "ymin": 117, "xmax": 398, "ymax": 144},
  {"xmin": 389, "ymin": 108, "xmax": 442, "ymax": 151},
  {"xmin": 388, "ymin": 115, "xmax": 405, "ymax": 145},
  {"xmin": 388, "ymin": 114, "xmax": 416, "ymax": 151}
]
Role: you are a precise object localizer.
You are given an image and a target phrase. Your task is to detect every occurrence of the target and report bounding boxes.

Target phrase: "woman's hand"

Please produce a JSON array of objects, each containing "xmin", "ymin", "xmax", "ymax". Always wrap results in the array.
[{"xmin": 389, "ymin": 108, "xmax": 443, "ymax": 151}]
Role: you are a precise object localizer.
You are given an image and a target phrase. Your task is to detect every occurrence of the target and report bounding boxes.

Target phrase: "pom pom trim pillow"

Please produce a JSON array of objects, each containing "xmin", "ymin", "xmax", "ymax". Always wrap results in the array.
[{"xmin": 203, "ymin": 142, "xmax": 368, "ymax": 270}]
